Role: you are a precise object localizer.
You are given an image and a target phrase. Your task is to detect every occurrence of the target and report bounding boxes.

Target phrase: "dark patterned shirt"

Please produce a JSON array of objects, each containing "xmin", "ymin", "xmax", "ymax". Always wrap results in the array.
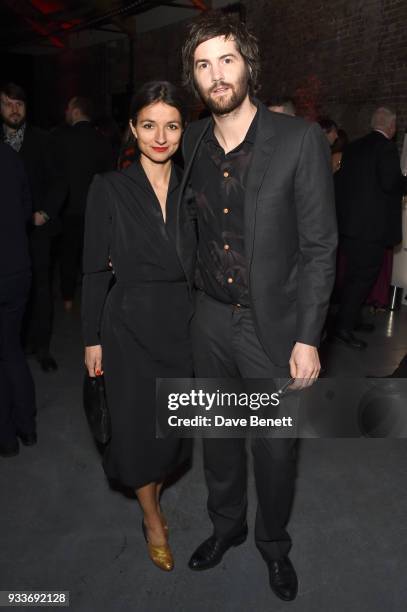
[{"xmin": 190, "ymin": 110, "xmax": 258, "ymax": 306}]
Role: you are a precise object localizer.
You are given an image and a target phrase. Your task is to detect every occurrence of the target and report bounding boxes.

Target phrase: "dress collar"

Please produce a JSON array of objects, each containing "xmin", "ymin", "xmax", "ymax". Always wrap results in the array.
[{"xmin": 124, "ymin": 157, "xmax": 180, "ymax": 194}]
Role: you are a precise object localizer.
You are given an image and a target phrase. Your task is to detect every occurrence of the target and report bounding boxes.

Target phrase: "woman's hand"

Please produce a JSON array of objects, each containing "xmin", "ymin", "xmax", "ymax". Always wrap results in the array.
[{"xmin": 85, "ymin": 345, "xmax": 103, "ymax": 377}]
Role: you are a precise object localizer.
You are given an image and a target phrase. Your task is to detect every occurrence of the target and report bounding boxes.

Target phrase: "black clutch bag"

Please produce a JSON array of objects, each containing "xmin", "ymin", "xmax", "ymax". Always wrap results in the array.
[{"xmin": 83, "ymin": 374, "xmax": 111, "ymax": 444}]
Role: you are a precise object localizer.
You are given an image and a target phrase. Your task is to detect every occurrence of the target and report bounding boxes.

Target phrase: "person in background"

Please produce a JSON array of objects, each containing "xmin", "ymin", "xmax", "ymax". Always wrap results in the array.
[
  {"xmin": 0, "ymin": 143, "xmax": 36, "ymax": 457},
  {"xmin": 319, "ymin": 117, "xmax": 338, "ymax": 148},
  {"xmin": 266, "ymin": 95, "xmax": 296, "ymax": 116},
  {"xmin": 94, "ymin": 116, "xmax": 122, "ymax": 169},
  {"xmin": 0, "ymin": 82, "xmax": 62, "ymax": 372},
  {"xmin": 330, "ymin": 128, "xmax": 350, "ymax": 303},
  {"xmin": 57, "ymin": 96, "xmax": 114, "ymax": 312},
  {"xmin": 331, "ymin": 128, "xmax": 348, "ymax": 173},
  {"xmin": 333, "ymin": 107, "xmax": 405, "ymax": 348}
]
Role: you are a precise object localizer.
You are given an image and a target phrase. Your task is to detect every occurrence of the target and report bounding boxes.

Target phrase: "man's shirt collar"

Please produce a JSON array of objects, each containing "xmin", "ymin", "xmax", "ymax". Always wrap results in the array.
[
  {"xmin": 373, "ymin": 128, "xmax": 390, "ymax": 140},
  {"xmin": 204, "ymin": 106, "xmax": 258, "ymax": 147}
]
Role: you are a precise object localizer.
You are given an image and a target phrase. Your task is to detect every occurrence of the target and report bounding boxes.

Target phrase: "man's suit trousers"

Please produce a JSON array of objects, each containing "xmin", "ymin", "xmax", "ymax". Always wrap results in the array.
[
  {"xmin": 27, "ymin": 227, "xmax": 54, "ymax": 353},
  {"xmin": 191, "ymin": 291, "xmax": 298, "ymax": 561},
  {"xmin": 336, "ymin": 236, "xmax": 385, "ymax": 330},
  {"xmin": 0, "ymin": 271, "xmax": 36, "ymax": 445},
  {"xmin": 59, "ymin": 214, "xmax": 84, "ymax": 300}
]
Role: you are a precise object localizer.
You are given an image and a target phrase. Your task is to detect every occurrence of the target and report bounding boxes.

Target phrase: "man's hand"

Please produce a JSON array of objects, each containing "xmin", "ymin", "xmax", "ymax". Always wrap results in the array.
[
  {"xmin": 85, "ymin": 345, "xmax": 103, "ymax": 377},
  {"xmin": 289, "ymin": 342, "xmax": 321, "ymax": 389},
  {"xmin": 33, "ymin": 211, "xmax": 47, "ymax": 226}
]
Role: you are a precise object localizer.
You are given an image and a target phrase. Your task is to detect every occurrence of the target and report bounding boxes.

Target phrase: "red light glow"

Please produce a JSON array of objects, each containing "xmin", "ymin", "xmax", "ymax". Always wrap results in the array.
[
  {"xmin": 29, "ymin": 0, "xmax": 65, "ymax": 15},
  {"xmin": 61, "ymin": 19, "xmax": 81, "ymax": 30},
  {"xmin": 295, "ymin": 75, "xmax": 322, "ymax": 121},
  {"xmin": 26, "ymin": 16, "xmax": 65, "ymax": 48},
  {"xmin": 191, "ymin": 0, "xmax": 208, "ymax": 11}
]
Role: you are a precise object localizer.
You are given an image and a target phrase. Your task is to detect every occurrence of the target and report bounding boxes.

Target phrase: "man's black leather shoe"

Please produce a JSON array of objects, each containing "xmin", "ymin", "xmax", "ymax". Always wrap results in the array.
[
  {"xmin": 354, "ymin": 322, "xmax": 375, "ymax": 333},
  {"xmin": 17, "ymin": 431, "xmax": 37, "ymax": 446},
  {"xmin": 332, "ymin": 329, "xmax": 367, "ymax": 349},
  {"xmin": 267, "ymin": 556, "xmax": 298, "ymax": 601},
  {"xmin": 188, "ymin": 528, "xmax": 248, "ymax": 571},
  {"xmin": 37, "ymin": 353, "xmax": 58, "ymax": 372},
  {"xmin": 0, "ymin": 441, "xmax": 19, "ymax": 457}
]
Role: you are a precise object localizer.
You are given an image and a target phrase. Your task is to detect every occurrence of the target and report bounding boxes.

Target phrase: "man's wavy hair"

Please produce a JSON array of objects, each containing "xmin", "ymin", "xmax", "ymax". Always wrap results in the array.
[{"xmin": 182, "ymin": 12, "xmax": 260, "ymax": 98}]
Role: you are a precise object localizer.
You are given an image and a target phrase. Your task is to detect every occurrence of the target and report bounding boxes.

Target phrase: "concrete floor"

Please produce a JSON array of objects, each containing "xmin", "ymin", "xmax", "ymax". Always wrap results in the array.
[{"xmin": 1, "ymin": 301, "xmax": 407, "ymax": 612}]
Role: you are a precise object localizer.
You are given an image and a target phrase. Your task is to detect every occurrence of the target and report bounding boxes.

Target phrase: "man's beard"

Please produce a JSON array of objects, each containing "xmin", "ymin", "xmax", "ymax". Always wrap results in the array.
[
  {"xmin": 196, "ymin": 70, "xmax": 250, "ymax": 116},
  {"xmin": 2, "ymin": 114, "xmax": 25, "ymax": 130}
]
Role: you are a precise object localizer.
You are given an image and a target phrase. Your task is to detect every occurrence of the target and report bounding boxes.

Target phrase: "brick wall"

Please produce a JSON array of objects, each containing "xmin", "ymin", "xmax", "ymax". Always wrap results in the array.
[
  {"xmin": 133, "ymin": 20, "xmax": 185, "ymax": 89},
  {"xmin": 243, "ymin": 0, "xmax": 407, "ymax": 144},
  {"xmin": 31, "ymin": 45, "xmax": 109, "ymax": 128},
  {"xmin": 30, "ymin": 2, "xmax": 404, "ymax": 141},
  {"xmin": 132, "ymin": 19, "xmax": 207, "ymax": 117},
  {"xmin": 131, "ymin": 0, "xmax": 406, "ymax": 145}
]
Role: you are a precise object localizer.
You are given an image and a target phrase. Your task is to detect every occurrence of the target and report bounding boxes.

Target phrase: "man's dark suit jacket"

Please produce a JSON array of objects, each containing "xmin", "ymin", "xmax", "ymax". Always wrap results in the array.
[
  {"xmin": 54, "ymin": 121, "xmax": 114, "ymax": 217},
  {"xmin": 177, "ymin": 101, "xmax": 338, "ymax": 365},
  {"xmin": 335, "ymin": 130, "xmax": 405, "ymax": 246},
  {"xmin": 0, "ymin": 143, "xmax": 32, "ymax": 276},
  {"xmin": 1, "ymin": 125, "xmax": 63, "ymax": 235}
]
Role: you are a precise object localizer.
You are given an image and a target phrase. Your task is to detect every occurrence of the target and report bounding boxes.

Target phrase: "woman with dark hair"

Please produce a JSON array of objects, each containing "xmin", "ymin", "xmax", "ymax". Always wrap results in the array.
[{"xmin": 82, "ymin": 81, "xmax": 193, "ymax": 572}]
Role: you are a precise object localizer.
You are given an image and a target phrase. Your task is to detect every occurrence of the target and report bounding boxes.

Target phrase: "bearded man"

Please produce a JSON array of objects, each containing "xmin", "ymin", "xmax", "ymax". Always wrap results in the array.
[{"xmin": 176, "ymin": 14, "xmax": 337, "ymax": 601}]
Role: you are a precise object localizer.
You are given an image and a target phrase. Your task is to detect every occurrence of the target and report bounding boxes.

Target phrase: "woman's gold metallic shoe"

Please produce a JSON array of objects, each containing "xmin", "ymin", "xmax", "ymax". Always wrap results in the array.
[{"xmin": 142, "ymin": 520, "xmax": 174, "ymax": 572}]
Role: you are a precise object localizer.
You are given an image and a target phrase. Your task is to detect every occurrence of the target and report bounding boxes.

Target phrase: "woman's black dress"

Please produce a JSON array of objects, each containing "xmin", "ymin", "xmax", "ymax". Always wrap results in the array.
[{"xmin": 82, "ymin": 160, "xmax": 193, "ymax": 489}]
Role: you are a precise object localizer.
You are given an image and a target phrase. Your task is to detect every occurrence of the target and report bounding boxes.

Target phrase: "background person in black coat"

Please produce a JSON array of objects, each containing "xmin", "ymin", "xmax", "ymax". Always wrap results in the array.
[
  {"xmin": 334, "ymin": 106, "xmax": 405, "ymax": 349},
  {"xmin": 0, "ymin": 82, "xmax": 63, "ymax": 372},
  {"xmin": 0, "ymin": 143, "xmax": 36, "ymax": 457},
  {"xmin": 57, "ymin": 96, "xmax": 114, "ymax": 312}
]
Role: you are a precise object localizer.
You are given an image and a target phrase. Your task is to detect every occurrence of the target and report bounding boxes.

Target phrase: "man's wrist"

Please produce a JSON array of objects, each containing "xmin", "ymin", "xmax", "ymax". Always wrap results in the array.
[{"xmin": 294, "ymin": 341, "xmax": 318, "ymax": 349}]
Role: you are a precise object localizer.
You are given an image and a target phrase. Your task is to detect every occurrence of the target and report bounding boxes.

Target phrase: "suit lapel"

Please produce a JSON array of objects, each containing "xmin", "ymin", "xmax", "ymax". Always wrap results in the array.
[
  {"xmin": 176, "ymin": 118, "xmax": 211, "ymax": 257},
  {"xmin": 175, "ymin": 105, "xmax": 277, "ymax": 282},
  {"xmin": 178, "ymin": 118, "xmax": 211, "ymax": 204},
  {"xmin": 244, "ymin": 104, "xmax": 276, "ymax": 268}
]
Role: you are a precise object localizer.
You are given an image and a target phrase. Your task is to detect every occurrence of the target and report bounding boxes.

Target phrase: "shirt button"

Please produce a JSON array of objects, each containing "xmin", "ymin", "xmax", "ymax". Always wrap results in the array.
[
  {"xmin": 224, "ymin": 244, "xmax": 230, "ymax": 251},
  {"xmin": 227, "ymin": 277, "xmax": 233, "ymax": 284},
  {"xmin": 223, "ymin": 208, "xmax": 230, "ymax": 214},
  {"xmin": 223, "ymin": 170, "xmax": 230, "ymax": 178}
]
